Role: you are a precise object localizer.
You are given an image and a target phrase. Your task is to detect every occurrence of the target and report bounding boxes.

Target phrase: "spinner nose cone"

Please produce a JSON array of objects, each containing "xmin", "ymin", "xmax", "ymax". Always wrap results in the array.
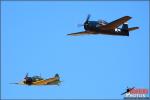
[{"xmin": 84, "ymin": 22, "xmax": 89, "ymax": 30}]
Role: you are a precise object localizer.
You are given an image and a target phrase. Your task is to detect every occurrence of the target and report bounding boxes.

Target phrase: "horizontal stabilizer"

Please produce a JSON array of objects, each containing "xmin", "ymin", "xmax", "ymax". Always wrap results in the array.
[{"xmin": 128, "ymin": 27, "xmax": 139, "ymax": 31}]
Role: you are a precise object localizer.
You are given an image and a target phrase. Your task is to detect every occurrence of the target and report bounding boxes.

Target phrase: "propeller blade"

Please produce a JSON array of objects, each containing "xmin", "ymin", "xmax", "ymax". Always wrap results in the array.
[
  {"xmin": 85, "ymin": 14, "xmax": 91, "ymax": 22},
  {"xmin": 77, "ymin": 24, "xmax": 84, "ymax": 27},
  {"xmin": 24, "ymin": 73, "xmax": 28, "ymax": 79},
  {"xmin": 77, "ymin": 14, "xmax": 91, "ymax": 28}
]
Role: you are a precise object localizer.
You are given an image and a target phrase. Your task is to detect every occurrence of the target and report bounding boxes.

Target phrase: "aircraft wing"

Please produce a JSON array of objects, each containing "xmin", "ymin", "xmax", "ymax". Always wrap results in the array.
[
  {"xmin": 100, "ymin": 16, "xmax": 132, "ymax": 30},
  {"xmin": 121, "ymin": 91, "xmax": 128, "ymax": 95},
  {"xmin": 67, "ymin": 31, "xmax": 95, "ymax": 36},
  {"xmin": 10, "ymin": 81, "xmax": 26, "ymax": 85}
]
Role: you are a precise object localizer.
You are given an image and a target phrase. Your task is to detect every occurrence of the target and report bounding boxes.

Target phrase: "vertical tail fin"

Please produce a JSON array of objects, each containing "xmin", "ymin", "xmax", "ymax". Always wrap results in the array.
[
  {"xmin": 55, "ymin": 74, "xmax": 60, "ymax": 79},
  {"xmin": 122, "ymin": 23, "xmax": 128, "ymax": 30},
  {"xmin": 122, "ymin": 23, "xmax": 129, "ymax": 36}
]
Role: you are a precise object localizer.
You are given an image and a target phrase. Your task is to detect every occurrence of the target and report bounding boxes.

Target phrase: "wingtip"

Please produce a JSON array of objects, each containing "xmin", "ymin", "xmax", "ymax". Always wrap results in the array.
[
  {"xmin": 67, "ymin": 33, "xmax": 79, "ymax": 36},
  {"xmin": 9, "ymin": 83, "xmax": 17, "ymax": 84},
  {"xmin": 67, "ymin": 33, "xmax": 72, "ymax": 36},
  {"xmin": 67, "ymin": 33, "xmax": 73, "ymax": 36},
  {"xmin": 125, "ymin": 16, "xmax": 132, "ymax": 19}
]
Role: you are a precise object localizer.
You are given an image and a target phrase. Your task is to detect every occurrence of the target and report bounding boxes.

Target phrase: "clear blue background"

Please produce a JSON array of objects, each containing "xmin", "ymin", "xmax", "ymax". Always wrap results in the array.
[{"xmin": 1, "ymin": 1, "xmax": 149, "ymax": 99}]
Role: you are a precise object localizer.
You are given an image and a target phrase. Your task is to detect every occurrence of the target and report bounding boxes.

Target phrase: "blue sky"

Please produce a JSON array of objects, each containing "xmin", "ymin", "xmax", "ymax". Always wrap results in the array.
[{"xmin": 1, "ymin": 1, "xmax": 149, "ymax": 99}]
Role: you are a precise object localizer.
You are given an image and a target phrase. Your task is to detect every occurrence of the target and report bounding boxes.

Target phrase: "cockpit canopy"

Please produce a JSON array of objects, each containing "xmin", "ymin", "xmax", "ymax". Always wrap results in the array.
[
  {"xmin": 31, "ymin": 76, "xmax": 43, "ymax": 82},
  {"xmin": 98, "ymin": 20, "xmax": 108, "ymax": 25}
]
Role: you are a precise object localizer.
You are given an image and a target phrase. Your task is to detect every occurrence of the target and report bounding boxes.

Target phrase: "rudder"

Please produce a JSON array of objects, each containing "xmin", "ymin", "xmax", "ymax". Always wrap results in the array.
[{"xmin": 122, "ymin": 23, "xmax": 129, "ymax": 36}]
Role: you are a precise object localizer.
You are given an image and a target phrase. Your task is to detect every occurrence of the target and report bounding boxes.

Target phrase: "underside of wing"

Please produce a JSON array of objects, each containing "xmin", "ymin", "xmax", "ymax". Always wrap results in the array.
[
  {"xmin": 100, "ymin": 16, "xmax": 132, "ymax": 30},
  {"xmin": 67, "ymin": 31, "xmax": 95, "ymax": 36}
]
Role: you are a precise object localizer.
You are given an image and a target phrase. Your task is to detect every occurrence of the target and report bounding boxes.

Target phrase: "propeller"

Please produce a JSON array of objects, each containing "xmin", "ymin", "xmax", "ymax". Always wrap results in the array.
[
  {"xmin": 23, "ymin": 73, "xmax": 33, "ymax": 85},
  {"xmin": 77, "ymin": 14, "xmax": 91, "ymax": 27},
  {"xmin": 77, "ymin": 24, "xmax": 84, "ymax": 27},
  {"xmin": 24, "ymin": 73, "xmax": 28, "ymax": 79},
  {"xmin": 85, "ymin": 14, "xmax": 91, "ymax": 23}
]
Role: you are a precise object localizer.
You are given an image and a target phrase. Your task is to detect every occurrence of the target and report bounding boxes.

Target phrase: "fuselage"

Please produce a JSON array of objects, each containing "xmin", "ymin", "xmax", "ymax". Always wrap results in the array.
[
  {"xmin": 23, "ymin": 74, "xmax": 60, "ymax": 85},
  {"xmin": 84, "ymin": 21, "xmax": 129, "ymax": 36}
]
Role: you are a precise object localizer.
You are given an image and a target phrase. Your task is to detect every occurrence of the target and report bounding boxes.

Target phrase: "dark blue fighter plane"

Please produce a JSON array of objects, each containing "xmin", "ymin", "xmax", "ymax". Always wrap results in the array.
[{"xmin": 68, "ymin": 15, "xmax": 139, "ymax": 36}]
